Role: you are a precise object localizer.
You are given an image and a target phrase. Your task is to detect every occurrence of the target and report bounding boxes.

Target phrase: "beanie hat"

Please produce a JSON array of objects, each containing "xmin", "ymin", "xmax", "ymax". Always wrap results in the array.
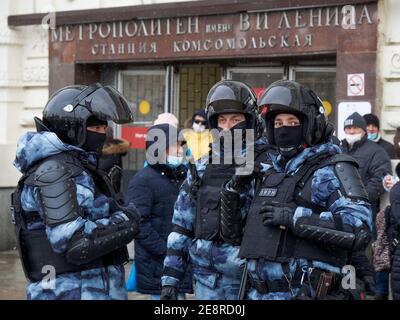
[
  {"xmin": 363, "ymin": 113, "xmax": 380, "ymax": 129},
  {"xmin": 344, "ymin": 112, "xmax": 367, "ymax": 132},
  {"xmin": 192, "ymin": 109, "xmax": 209, "ymax": 128},
  {"xmin": 153, "ymin": 113, "xmax": 179, "ymax": 128}
]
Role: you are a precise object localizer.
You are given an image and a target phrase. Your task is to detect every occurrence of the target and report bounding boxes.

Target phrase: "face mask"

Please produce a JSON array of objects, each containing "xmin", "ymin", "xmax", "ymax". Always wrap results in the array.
[
  {"xmin": 193, "ymin": 122, "xmax": 206, "ymax": 133},
  {"xmin": 345, "ymin": 133, "xmax": 362, "ymax": 145},
  {"xmin": 82, "ymin": 131, "xmax": 106, "ymax": 154},
  {"xmin": 367, "ymin": 132, "xmax": 379, "ymax": 141},
  {"xmin": 166, "ymin": 155, "xmax": 185, "ymax": 168},
  {"xmin": 274, "ymin": 125, "xmax": 303, "ymax": 158}
]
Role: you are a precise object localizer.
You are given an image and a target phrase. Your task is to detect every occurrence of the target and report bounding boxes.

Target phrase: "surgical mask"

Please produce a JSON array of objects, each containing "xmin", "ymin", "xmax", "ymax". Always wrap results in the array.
[
  {"xmin": 274, "ymin": 125, "xmax": 303, "ymax": 158},
  {"xmin": 166, "ymin": 155, "xmax": 185, "ymax": 168},
  {"xmin": 82, "ymin": 131, "xmax": 106, "ymax": 155},
  {"xmin": 345, "ymin": 133, "xmax": 362, "ymax": 145},
  {"xmin": 193, "ymin": 122, "xmax": 206, "ymax": 133},
  {"xmin": 367, "ymin": 132, "xmax": 379, "ymax": 141}
]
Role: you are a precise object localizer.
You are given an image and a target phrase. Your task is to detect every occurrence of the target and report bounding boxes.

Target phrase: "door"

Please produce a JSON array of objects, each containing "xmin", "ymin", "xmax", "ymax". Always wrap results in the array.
[
  {"xmin": 118, "ymin": 69, "xmax": 167, "ymax": 185},
  {"xmin": 227, "ymin": 67, "xmax": 284, "ymax": 98},
  {"xmin": 290, "ymin": 67, "xmax": 337, "ymax": 130},
  {"xmin": 178, "ymin": 65, "xmax": 222, "ymax": 128}
]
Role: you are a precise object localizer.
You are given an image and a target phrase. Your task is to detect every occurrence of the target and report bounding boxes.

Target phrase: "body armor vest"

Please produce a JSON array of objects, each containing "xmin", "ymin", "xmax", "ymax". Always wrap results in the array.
[
  {"xmin": 194, "ymin": 162, "xmax": 236, "ymax": 240},
  {"xmin": 11, "ymin": 152, "xmax": 128, "ymax": 282},
  {"xmin": 239, "ymin": 152, "xmax": 349, "ymax": 267}
]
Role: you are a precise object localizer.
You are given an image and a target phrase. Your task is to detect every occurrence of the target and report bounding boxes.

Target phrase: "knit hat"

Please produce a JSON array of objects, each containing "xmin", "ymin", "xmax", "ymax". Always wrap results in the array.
[
  {"xmin": 363, "ymin": 113, "xmax": 380, "ymax": 129},
  {"xmin": 153, "ymin": 113, "xmax": 179, "ymax": 128},
  {"xmin": 344, "ymin": 112, "xmax": 367, "ymax": 132}
]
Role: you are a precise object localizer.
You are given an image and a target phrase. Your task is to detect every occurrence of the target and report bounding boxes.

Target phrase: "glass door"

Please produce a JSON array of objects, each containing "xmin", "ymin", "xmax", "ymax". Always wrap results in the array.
[
  {"xmin": 290, "ymin": 67, "xmax": 337, "ymax": 130},
  {"xmin": 118, "ymin": 69, "xmax": 167, "ymax": 179},
  {"xmin": 227, "ymin": 67, "xmax": 284, "ymax": 99}
]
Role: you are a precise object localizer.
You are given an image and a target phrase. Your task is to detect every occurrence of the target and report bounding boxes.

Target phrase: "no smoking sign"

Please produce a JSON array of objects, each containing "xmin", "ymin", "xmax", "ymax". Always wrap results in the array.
[{"xmin": 347, "ymin": 73, "xmax": 365, "ymax": 96}]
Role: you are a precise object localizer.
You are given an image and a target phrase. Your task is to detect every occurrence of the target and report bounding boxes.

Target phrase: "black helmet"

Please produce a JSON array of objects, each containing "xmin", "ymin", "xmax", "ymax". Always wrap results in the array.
[
  {"xmin": 205, "ymin": 80, "xmax": 262, "ymax": 135},
  {"xmin": 34, "ymin": 83, "xmax": 133, "ymax": 147},
  {"xmin": 259, "ymin": 80, "xmax": 329, "ymax": 146}
]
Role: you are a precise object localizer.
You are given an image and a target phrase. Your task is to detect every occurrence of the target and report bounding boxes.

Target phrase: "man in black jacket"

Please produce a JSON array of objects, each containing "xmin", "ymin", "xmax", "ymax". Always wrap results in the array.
[
  {"xmin": 341, "ymin": 112, "xmax": 392, "ymax": 297},
  {"xmin": 363, "ymin": 113, "xmax": 396, "ymax": 159},
  {"xmin": 341, "ymin": 112, "xmax": 392, "ymax": 217}
]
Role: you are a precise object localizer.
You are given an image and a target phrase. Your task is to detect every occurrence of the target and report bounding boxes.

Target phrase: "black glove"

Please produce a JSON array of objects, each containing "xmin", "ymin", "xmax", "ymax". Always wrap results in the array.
[
  {"xmin": 160, "ymin": 285, "xmax": 178, "ymax": 300},
  {"xmin": 352, "ymin": 226, "xmax": 372, "ymax": 251},
  {"xmin": 227, "ymin": 162, "xmax": 262, "ymax": 192},
  {"xmin": 259, "ymin": 202, "xmax": 294, "ymax": 229},
  {"xmin": 109, "ymin": 198, "xmax": 141, "ymax": 223}
]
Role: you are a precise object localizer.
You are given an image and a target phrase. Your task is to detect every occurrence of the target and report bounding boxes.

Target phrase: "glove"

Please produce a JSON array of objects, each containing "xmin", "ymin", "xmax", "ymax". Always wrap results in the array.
[
  {"xmin": 227, "ymin": 161, "xmax": 262, "ymax": 192},
  {"xmin": 109, "ymin": 198, "xmax": 141, "ymax": 223},
  {"xmin": 259, "ymin": 202, "xmax": 294, "ymax": 229},
  {"xmin": 160, "ymin": 285, "xmax": 178, "ymax": 300},
  {"xmin": 352, "ymin": 226, "xmax": 372, "ymax": 251}
]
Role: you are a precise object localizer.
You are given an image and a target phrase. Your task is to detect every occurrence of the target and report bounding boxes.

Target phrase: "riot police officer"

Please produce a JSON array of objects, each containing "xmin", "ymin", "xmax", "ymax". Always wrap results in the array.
[
  {"xmin": 221, "ymin": 80, "xmax": 373, "ymax": 300},
  {"xmin": 160, "ymin": 80, "xmax": 266, "ymax": 300},
  {"xmin": 12, "ymin": 83, "xmax": 141, "ymax": 300}
]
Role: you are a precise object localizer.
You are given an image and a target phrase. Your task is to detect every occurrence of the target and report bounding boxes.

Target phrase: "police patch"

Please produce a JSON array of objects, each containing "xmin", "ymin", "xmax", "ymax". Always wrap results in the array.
[{"xmin": 258, "ymin": 188, "xmax": 277, "ymax": 197}]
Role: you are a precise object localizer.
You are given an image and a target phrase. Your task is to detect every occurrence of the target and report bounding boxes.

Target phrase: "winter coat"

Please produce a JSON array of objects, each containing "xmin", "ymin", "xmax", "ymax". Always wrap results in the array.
[
  {"xmin": 341, "ymin": 136, "xmax": 392, "ymax": 215},
  {"xmin": 126, "ymin": 164, "xmax": 193, "ymax": 294}
]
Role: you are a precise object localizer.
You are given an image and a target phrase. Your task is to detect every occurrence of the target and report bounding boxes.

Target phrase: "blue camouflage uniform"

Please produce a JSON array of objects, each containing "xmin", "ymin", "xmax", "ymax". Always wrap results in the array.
[
  {"xmin": 161, "ymin": 144, "xmax": 257, "ymax": 300},
  {"xmin": 14, "ymin": 131, "xmax": 130, "ymax": 300},
  {"xmin": 245, "ymin": 141, "xmax": 373, "ymax": 300}
]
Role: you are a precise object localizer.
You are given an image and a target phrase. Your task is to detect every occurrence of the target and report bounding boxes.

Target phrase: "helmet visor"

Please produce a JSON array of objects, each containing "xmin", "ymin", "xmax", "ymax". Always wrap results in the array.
[
  {"xmin": 259, "ymin": 86, "xmax": 293, "ymax": 108},
  {"xmin": 78, "ymin": 85, "xmax": 134, "ymax": 124},
  {"xmin": 208, "ymin": 100, "xmax": 247, "ymax": 114}
]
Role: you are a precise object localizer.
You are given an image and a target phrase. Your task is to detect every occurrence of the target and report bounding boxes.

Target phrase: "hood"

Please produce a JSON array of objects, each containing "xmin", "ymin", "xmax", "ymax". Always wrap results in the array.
[
  {"xmin": 272, "ymin": 142, "xmax": 342, "ymax": 175},
  {"xmin": 191, "ymin": 109, "xmax": 209, "ymax": 127},
  {"xmin": 13, "ymin": 131, "xmax": 86, "ymax": 173}
]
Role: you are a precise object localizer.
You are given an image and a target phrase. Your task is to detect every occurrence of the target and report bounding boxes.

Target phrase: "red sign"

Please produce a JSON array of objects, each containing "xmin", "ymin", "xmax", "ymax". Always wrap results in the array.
[{"xmin": 121, "ymin": 126, "xmax": 149, "ymax": 149}]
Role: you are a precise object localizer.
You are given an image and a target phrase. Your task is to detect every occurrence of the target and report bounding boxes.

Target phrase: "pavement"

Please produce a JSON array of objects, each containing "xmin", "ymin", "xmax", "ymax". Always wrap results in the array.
[{"xmin": 0, "ymin": 250, "xmax": 187, "ymax": 300}]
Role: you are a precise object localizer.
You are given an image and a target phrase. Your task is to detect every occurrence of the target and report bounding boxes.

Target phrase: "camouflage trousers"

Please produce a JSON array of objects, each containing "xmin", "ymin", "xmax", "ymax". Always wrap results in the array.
[
  {"xmin": 27, "ymin": 265, "xmax": 127, "ymax": 300},
  {"xmin": 194, "ymin": 272, "xmax": 241, "ymax": 300}
]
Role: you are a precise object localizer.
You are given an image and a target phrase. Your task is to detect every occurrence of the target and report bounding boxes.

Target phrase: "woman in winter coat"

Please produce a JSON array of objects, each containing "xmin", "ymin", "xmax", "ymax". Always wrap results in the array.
[{"xmin": 126, "ymin": 123, "xmax": 193, "ymax": 299}]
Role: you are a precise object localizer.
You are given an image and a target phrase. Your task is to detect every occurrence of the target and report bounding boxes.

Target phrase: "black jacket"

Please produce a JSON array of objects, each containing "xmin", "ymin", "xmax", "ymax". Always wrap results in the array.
[
  {"xmin": 126, "ymin": 164, "xmax": 193, "ymax": 294},
  {"xmin": 341, "ymin": 136, "xmax": 392, "ymax": 214},
  {"xmin": 390, "ymin": 183, "xmax": 400, "ymax": 299},
  {"xmin": 377, "ymin": 138, "xmax": 396, "ymax": 159}
]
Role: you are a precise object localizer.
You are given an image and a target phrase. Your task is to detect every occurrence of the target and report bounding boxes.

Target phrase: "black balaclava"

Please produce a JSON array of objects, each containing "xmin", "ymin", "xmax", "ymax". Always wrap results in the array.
[
  {"xmin": 273, "ymin": 116, "xmax": 303, "ymax": 159},
  {"xmin": 82, "ymin": 116, "xmax": 108, "ymax": 154}
]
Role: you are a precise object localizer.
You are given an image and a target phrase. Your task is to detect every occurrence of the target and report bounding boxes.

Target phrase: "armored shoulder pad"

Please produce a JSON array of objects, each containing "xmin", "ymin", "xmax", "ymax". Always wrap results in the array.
[
  {"xmin": 331, "ymin": 154, "xmax": 368, "ymax": 202},
  {"xmin": 34, "ymin": 159, "xmax": 81, "ymax": 227}
]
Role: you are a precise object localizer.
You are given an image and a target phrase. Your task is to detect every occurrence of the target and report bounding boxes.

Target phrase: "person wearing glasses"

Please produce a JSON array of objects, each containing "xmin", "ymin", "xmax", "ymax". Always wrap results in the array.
[{"xmin": 183, "ymin": 109, "xmax": 213, "ymax": 161}]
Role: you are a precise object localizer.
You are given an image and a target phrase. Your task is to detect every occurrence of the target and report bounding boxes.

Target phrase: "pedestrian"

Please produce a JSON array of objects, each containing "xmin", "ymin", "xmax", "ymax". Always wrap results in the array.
[
  {"xmin": 182, "ymin": 109, "xmax": 212, "ymax": 161},
  {"xmin": 363, "ymin": 113, "xmax": 396, "ymax": 159},
  {"xmin": 340, "ymin": 111, "xmax": 392, "ymax": 297},
  {"xmin": 126, "ymin": 123, "xmax": 192, "ymax": 299},
  {"xmin": 379, "ymin": 163, "xmax": 400, "ymax": 299},
  {"xmin": 11, "ymin": 84, "xmax": 141, "ymax": 300},
  {"xmin": 341, "ymin": 112, "xmax": 392, "ymax": 219}
]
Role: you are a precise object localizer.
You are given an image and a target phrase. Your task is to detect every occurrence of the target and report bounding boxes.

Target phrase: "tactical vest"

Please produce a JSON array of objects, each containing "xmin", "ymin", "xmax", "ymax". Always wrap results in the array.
[
  {"xmin": 11, "ymin": 152, "xmax": 128, "ymax": 282},
  {"xmin": 194, "ymin": 162, "xmax": 236, "ymax": 240},
  {"xmin": 239, "ymin": 152, "xmax": 349, "ymax": 267}
]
